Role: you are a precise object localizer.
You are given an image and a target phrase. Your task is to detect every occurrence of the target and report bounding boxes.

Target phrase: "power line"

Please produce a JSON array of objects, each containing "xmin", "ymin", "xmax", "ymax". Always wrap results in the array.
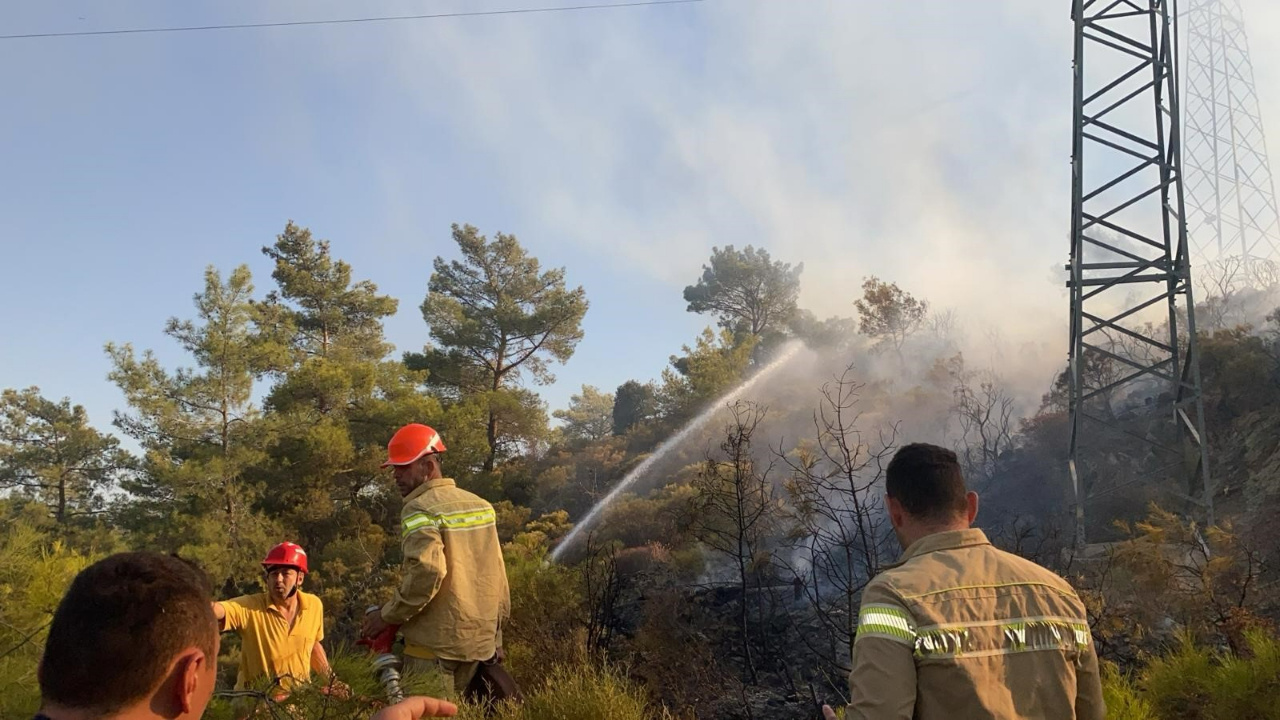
[{"xmin": 0, "ymin": 0, "xmax": 705, "ymax": 41}]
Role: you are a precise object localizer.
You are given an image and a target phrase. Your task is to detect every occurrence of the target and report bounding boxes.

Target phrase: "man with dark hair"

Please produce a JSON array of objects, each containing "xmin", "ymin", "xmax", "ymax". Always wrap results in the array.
[
  {"xmin": 823, "ymin": 443, "xmax": 1105, "ymax": 720},
  {"xmin": 35, "ymin": 552, "xmax": 220, "ymax": 720},
  {"xmin": 33, "ymin": 551, "xmax": 459, "ymax": 720}
]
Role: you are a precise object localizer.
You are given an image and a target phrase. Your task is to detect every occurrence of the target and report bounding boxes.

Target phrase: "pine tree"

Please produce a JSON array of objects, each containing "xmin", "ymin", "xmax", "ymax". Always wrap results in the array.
[
  {"xmin": 257, "ymin": 224, "xmax": 443, "ymax": 618},
  {"xmin": 107, "ymin": 265, "xmax": 281, "ymax": 587},
  {"xmin": 0, "ymin": 388, "xmax": 132, "ymax": 526},
  {"xmin": 409, "ymin": 224, "xmax": 587, "ymax": 472}
]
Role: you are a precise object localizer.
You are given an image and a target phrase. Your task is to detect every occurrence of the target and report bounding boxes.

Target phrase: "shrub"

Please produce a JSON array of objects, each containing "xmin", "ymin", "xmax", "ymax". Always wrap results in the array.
[
  {"xmin": 1205, "ymin": 630, "xmax": 1280, "ymax": 720},
  {"xmin": 1100, "ymin": 662, "xmax": 1157, "ymax": 720},
  {"xmin": 1126, "ymin": 630, "xmax": 1280, "ymax": 720},
  {"xmin": 502, "ymin": 534, "xmax": 588, "ymax": 688},
  {"xmin": 457, "ymin": 663, "xmax": 665, "ymax": 720},
  {"xmin": 0, "ymin": 520, "xmax": 97, "ymax": 718},
  {"xmin": 204, "ymin": 647, "xmax": 450, "ymax": 720}
]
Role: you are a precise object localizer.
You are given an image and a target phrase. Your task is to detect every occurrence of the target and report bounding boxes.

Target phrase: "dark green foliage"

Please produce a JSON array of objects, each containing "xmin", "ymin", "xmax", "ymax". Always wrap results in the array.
[
  {"xmin": 409, "ymin": 224, "xmax": 587, "ymax": 472},
  {"xmin": 612, "ymin": 380, "xmax": 659, "ymax": 436},
  {"xmin": 683, "ymin": 245, "xmax": 803, "ymax": 336},
  {"xmin": 554, "ymin": 385, "xmax": 615, "ymax": 444},
  {"xmin": 0, "ymin": 388, "xmax": 133, "ymax": 527}
]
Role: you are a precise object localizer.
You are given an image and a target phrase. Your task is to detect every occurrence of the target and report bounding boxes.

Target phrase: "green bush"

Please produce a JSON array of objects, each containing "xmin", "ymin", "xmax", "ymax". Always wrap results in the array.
[
  {"xmin": 202, "ymin": 655, "xmax": 663, "ymax": 720},
  {"xmin": 1144, "ymin": 630, "xmax": 1280, "ymax": 720},
  {"xmin": 502, "ymin": 535, "xmax": 588, "ymax": 688},
  {"xmin": 205, "ymin": 647, "xmax": 450, "ymax": 720},
  {"xmin": 1141, "ymin": 634, "xmax": 1216, "ymax": 719},
  {"xmin": 1207, "ymin": 631, "xmax": 1280, "ymax": 720},
  {"xmin": 458, "ymin": 663, "xmax": 666, "ymax": 720},
  {"xmin": 0, "ymin": 519, "xmax": 97, "ymax": 718},
  {"xmin": 1100, "ymin": 662, "xmax": 1157, "ymax": 720},
  {"xmin": 1105, "ymin": 630, "xmax": 1280, "ymax": 720}
]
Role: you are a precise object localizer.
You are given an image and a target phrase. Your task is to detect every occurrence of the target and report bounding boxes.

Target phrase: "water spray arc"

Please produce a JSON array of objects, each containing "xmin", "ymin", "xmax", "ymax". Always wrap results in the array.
[{"xmin": 550, "ymin": 340, "xmax": 807, "ymax": 562}]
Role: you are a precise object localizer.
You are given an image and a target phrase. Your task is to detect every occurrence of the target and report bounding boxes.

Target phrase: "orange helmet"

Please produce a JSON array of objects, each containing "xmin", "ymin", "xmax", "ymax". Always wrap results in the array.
[
  {"xmin": 381, "ymin": 423, "xmax": 447, "ymax": 468},
  {"xmin": 262, "ymin": 542, "xmax": 308, "ymax": 574}
]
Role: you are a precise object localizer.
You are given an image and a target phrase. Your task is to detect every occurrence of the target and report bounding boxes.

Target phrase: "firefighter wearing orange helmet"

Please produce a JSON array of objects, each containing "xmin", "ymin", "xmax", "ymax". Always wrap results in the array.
[
  {"xmin": 212, "ymin": 542, "xmax": 345, "ymax": 701},
  {"xmin": 362, "ymin": 424, "xmax": 511, "ymax": 698}
]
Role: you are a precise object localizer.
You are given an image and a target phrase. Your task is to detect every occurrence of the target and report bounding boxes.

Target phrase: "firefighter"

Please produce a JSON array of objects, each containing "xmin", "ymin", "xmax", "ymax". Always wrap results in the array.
[
  {"xmin": 361, "ymin": 423, "xmax": 511, "ymax": 698},
  {"xmin": 823, "ymin": 443, "xmax": 1105, "ymax": 720},
  {"xmin": 212, "ymin": 542, "xmax": 344, "ymax": 699}
]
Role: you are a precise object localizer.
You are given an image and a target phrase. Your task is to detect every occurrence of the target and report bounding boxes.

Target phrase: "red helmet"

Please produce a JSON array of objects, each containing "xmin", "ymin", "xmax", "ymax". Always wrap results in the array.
[
  {"xmin": 262, "ymin": 542, "xmax": 308, "ymax": 574},
  {"xmin": 381, "ymin": 423, "xmax": 447, "ymax": 468}
]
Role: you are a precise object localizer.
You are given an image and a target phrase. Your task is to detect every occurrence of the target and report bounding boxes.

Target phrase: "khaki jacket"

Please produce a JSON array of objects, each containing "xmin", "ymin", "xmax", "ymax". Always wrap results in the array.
[
  {"xmin": 382, "ymin": 478, "xmax": 510, "ymax": 662},
  {"xmin": 846, "ymin": 529, "xmax": 1104, "ymax": 720}
]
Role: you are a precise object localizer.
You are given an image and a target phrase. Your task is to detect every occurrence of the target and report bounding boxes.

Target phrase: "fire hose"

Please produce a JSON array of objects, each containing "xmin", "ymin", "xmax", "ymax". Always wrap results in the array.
[{"xmin": 359, "ymin": 606, "xmax": 405, "ymax": 704}]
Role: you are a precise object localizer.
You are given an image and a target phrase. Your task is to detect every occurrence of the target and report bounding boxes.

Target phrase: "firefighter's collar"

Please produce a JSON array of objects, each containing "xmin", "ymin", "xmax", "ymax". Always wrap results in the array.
[
  {"xmin": 897, "ymin": 528, "xmax": 991, "ymax": 564},
  {"xmin": 403, "ymin": 477, "xmax": 457, "ymax": 503}
]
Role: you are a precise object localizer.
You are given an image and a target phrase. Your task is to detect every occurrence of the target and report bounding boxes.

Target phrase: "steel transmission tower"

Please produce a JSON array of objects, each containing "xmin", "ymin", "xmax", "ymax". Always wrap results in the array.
[
  {"xmin": 1182, "ymin": 0, "xmax": 1280, "ymax": 275},
  {"xmin": 1067, "ymin": 0, "xmax": 1213, "ymax": 545}
]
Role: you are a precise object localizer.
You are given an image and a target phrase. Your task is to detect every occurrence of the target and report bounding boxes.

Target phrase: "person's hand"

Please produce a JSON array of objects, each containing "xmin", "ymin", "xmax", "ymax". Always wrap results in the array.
[
  {"xmin": 822, "ymin": 704, "xmax": 839, "ymax": 720},
  {"xmin": 362, "ymin": 608, "xmax": 390, "ymax": 639},
  {"xmin": 320, "ymin": 678, "xmax": 352, "ymax": 700},
  {"xmin": 495, "ymin": 646, "xmax": 506, "ymax": 663},
  {"xmin": 369, "ymin": 696, "xmax": 459, "ymax": 719}
]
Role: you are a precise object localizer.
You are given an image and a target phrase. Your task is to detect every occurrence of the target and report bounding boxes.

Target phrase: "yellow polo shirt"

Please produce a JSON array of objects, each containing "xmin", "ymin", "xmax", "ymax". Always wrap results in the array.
[{"xmin": 220, "ymin": 591, "xmax": 325, "ymax": 691}]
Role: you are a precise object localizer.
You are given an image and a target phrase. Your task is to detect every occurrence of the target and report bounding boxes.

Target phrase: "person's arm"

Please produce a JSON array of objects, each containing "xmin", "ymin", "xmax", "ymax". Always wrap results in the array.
[
  {"xmin": 311, "ymin": 641, "xmax": 333, "ymax": 679},
  {"xmin": 381, "ymin": 517, "xmax": 448, "ymax": 626},
  {"xmin": 369, "ymin": 696, "xmax": 458, "ymax": 720},
  {"xmin": 1074, "ymin": 630, "xmax": 1107, "ymax": 720},
  {"xmin": 214, "ymin": 597, "xmax": 250, "ymax": 633},
  {"xmin": 844, "ymin": 584, "xmax": 917, "ymax": 720},
  {"xmin": 311, "ymin": 640, "xmax": 352, "ymax": 698}
]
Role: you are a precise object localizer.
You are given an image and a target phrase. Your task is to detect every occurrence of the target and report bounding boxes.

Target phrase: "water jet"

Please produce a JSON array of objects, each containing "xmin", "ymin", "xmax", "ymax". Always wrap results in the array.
[{"xmin": 551, "ymin": 340, "xmax": 807, "ymax": 562}]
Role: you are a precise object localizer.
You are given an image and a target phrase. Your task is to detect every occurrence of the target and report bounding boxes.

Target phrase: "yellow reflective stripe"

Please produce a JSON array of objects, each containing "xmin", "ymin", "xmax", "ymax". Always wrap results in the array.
[
  {"xmin": 436, "ymin": 507, "xmax": 496, "ymax": 530},
  {"xmin": 998, "ymin": 619, "xmax": 1090, "ymax": 654},
  {"xmin": 1072, "ymin": 622, "xmax": 1090, "ymax": 648},
  {"xmin": 915, "ymin": 628, "xmax": 970, "ymax": 657},
  {"xmin": 402, "ymin": 512, "xmax": 440, "ymax": 537},
  {"xmin": 856, "ymin": 604, "xmax": 916, "ymax": 645},
  {"xmin": 402, "ymin": 507, "xmax": 496, "ymax": 538}
]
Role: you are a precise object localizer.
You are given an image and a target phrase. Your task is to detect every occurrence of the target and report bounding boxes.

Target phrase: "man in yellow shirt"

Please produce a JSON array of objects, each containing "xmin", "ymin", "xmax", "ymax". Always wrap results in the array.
[{"xmin": 212, "ymin": 542, "xmax": 339, "ymax": 697}]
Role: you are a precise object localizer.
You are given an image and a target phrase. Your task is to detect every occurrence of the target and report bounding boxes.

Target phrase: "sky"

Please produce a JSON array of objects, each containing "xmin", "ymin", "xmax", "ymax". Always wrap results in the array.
[{"xmin": 3, "ymin": 0, "xmax": 1280, "ymax": 441}]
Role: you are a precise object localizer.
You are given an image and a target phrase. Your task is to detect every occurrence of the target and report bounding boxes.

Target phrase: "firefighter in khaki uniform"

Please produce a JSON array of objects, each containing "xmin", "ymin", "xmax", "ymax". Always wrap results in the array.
[
  {"xmin": 824, "ymin": 444, "xmax": 1105, "ymax": 720},
  {"xmin": 362, "ymin": 424, "xmax": 511, "ymax": 698}
]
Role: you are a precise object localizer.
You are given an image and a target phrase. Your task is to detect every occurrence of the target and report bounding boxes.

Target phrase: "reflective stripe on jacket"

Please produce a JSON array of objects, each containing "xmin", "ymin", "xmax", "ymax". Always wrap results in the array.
[
  {"xmin": 382, "ymin": 478, "xmax": 511, "ymax": 662},
  {"xmin": 847, "ymin": 528, "xmax": 1105, "ymax": 720}
]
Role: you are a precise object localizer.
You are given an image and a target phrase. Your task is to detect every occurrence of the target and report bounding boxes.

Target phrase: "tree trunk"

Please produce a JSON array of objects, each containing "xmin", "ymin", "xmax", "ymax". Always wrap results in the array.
[
  {"xmin": 484, "ymin": 409, "xmax": 498, "ymax": 473},
  {"xmin": 484, "ymin": 349, "xmax": 505, "ymax": 473},
  {"xmin": 738, "ymin": 551, "xmax": 758, "ymax": 685},
  {"xmin": 57, "ymin": 475, "xmax": 67, "ymax": 525}
]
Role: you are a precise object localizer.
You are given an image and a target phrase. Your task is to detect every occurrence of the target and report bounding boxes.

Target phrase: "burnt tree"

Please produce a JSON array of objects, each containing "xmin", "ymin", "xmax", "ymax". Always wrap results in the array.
[
  {"xmin": 778, "ymin": 365, "xmax": 897, "ymax": 696},
  {"xmin": 688, "ymin": 401, "xmax": 779, "ymax": 687}
]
